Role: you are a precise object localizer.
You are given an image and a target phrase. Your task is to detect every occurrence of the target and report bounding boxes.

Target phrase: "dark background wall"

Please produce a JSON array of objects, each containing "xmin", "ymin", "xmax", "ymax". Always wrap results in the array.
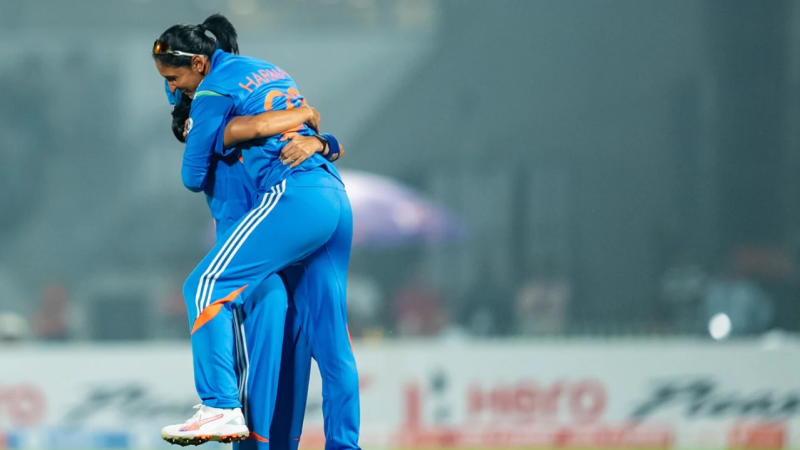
[{"xmin": 1, "ymin": 0, "xmax": 797, "ymax": 339}]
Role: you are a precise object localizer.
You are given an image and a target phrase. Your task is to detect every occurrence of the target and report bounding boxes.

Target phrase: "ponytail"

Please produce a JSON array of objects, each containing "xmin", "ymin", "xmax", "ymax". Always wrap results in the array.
[
  {"xmin": 201, "ymin": 14, "xmax": 238, "ymax": 55},
  {"xmin": 153, "ymin": 13, "xmax": 239, "ymax": 67}
]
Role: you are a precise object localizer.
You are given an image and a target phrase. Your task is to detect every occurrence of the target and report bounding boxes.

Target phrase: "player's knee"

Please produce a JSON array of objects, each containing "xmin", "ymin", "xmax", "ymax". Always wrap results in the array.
[
  {"xmin": 321, "ymin": 355, "xmax": 359, "ymax": 389},
  {"xmin": 345, "ymin": 366, "xmax": 360, "ymax": 393},
  {"xmin": 334, "ymin": 368, "xmax": 360, "ymax": 400},
  {"xmin": 182, "ymin": 270, "xmax": 203, "ymax": 310}
]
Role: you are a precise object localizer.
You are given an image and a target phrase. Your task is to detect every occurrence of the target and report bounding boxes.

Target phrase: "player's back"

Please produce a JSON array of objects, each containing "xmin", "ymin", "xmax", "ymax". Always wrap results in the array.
[
  {"xmin": 205, "ymin": 154, "xmax": 257, "ymax": 241},
  {"xmin": 200, "ymin": 50, "xmax": 332, "ymax": 192}
]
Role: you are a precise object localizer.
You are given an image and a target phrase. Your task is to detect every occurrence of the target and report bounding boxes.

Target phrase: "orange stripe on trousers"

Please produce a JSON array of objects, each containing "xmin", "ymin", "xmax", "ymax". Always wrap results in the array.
[
  {"xmin": 250, "ymin": 431, "xmax": 269, "ymax": 442},
  {"xmin": 347, "ymin": 324, "xmax": 354, "ymax": 350},
  {"xmin": 191, "ymin": 285, "xmax": 248, "ymax": 334}
]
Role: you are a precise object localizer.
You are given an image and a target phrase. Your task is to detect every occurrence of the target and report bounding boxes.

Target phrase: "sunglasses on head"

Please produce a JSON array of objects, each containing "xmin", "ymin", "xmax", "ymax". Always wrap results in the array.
[{"xmin": 152, "ymin": 40, "xmax": 201, "ymax": 58}]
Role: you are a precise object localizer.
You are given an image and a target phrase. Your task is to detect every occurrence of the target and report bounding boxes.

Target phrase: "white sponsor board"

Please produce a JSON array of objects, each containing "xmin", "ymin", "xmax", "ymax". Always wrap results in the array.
[{"xmin": 0, "ymin": 339, "xmax": 799, "ymax": 448}]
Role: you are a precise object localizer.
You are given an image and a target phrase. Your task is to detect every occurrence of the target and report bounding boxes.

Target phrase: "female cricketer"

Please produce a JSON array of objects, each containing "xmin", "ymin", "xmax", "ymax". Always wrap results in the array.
[
  {"xmin": 167, "ymin": 90, "xmax": 341, "ymax": 450},
  {"xmin": 152, "ymin": 14, "xmax": 360, "ymax": 450}
]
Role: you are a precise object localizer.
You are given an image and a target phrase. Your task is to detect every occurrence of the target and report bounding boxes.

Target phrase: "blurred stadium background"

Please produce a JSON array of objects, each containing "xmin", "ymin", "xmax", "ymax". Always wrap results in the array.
[{"xmin": 2, "ymin": 0, "xmax": 800, "ymax": 448}]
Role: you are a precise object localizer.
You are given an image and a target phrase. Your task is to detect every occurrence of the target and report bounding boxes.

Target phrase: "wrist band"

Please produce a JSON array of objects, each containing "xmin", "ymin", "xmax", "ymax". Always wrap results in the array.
[{"xmin": 321, "ymin": 133, "xmax": 341, "ymax": 161}]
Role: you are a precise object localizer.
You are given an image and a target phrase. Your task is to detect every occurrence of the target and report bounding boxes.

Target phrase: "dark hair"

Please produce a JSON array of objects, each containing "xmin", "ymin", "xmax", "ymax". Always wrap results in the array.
[
  {"xmin": 171, "ymin": 95, "xmax": 192, "ymax": 143},
  {"xmin": 153, "ymin": 13, "xmax": 239, "ymax": 67}
]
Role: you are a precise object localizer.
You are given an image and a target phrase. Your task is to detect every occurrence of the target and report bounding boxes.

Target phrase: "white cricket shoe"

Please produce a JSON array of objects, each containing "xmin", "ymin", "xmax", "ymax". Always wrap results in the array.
[{"xmin": 161, "ymin": 404, "xmax": 249, "ymax": 446}]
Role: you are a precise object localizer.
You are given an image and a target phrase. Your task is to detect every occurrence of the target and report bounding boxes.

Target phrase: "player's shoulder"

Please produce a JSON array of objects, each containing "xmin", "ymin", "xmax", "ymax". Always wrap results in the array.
[
  {"xmin": 204, "ymin": 51, "xmax": 295, "ymax": 96},
  {"xmin": 206, "ymin": 54, "xmax": 260, "ymax": 84}
]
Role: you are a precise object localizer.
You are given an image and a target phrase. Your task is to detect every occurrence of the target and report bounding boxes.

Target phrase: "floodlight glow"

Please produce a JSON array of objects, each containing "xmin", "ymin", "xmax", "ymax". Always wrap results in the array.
[{"xmin": 709, "ymin": 313, "xmax": 732, "ymax": 340}]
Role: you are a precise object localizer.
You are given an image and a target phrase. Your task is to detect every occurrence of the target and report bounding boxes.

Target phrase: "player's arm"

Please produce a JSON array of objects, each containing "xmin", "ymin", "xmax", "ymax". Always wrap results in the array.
[
  {"xmin": 221, "ymin": 103, "xmax": 343, "ymax": 168},
  {"xmin": 222, "ymin": 104, "xmax": 319, "ymax": 146},
  {"xmin": 182, "ymin": 91, "xmax": 234, "ymax": 192}
]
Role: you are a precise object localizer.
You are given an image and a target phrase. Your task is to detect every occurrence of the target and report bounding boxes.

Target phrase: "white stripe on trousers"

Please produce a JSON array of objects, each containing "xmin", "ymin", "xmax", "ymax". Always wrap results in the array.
[
  {"xmin": 233, "ymin": 307, "xmax": 249, "ymax": 418},
  {"xmin": 200, "ymin": 181, "xmax": 285, "ymax": 312},
  {"xmin": 194, "ymin": 181, "xmax": 286, "ymax": 316},
  {"xmin": 194, "ymin": 187, "xmax": 274, "ymax": 317}
]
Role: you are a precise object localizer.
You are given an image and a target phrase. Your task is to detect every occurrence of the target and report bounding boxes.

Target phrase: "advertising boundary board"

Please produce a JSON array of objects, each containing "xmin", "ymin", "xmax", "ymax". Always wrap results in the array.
[{"xmin": 0, "ymin": 338, "xmax": 798, "ymax": 449}]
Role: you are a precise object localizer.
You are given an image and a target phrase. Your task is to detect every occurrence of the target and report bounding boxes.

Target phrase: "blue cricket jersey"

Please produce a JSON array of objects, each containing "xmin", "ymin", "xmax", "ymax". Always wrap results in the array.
[{"xmin": 183, "ymin": 49, "xmax": 338, "ymax": 194}]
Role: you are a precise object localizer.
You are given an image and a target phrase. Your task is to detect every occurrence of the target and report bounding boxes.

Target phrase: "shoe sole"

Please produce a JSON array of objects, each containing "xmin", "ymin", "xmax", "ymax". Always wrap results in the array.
[{"xmin": 162, "ymin": 432, "xmax": 250, "ymax": 446}]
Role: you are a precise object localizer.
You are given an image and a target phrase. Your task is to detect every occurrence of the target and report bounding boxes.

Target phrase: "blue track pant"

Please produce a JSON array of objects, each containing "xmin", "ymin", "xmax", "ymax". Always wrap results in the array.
[
  {"xmin": 234, "ymin": 274, "xmax": 311, "ymax": 450},
  {"xmin": 184, "ymin": 167, "xmax": 360, "ymax": 449}
]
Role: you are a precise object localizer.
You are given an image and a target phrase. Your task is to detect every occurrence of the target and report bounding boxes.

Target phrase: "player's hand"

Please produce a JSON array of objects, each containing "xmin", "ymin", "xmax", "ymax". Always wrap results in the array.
[{"xmin": 280, "ymin": 132, "xmax": 323, "ymax": 168}]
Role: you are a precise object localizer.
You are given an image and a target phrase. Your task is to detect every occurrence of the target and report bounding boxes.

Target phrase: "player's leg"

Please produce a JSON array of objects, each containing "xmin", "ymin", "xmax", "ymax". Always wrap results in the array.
[
  {"xmin": 234, "ymin": 273, "xmax": 307, "ymax": 450},
  {"xmin": 234, "ymin": 172, "xmax": 359, "ymax": 450},
  {"xmin": 269, "ymin": 267, "xmax": 314, "ymax": 450},
  {"xmin": 178, "ymin": 173, "xmax": 342, "ymax": 443},
  {"xmin": 234, "ymin": 269, "xmax": 313, "ymax": 450},
  {"xmin": 181, "ymin": 180, "xmax": 333, "ymax": 402},
  {"xmin": 272, "ymin": 316, "xmax": 312, "ymax": 450},
  {"xmin": 163, "ymin": 182, "xmax": 313, "ymax": 445},
  {"xmin": 163, "ymin": 273, "xmax": 288, "ymax": 446},
  {"xmin": 293, "ymin": 187, "xmax": 361, "ymax": 450}
]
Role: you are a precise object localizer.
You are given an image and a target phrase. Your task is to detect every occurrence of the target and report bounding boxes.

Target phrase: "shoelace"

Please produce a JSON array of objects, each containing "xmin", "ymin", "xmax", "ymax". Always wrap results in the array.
[{"xmin": 184, "ymin": 404, "xmax": 205, "ymax": 425}]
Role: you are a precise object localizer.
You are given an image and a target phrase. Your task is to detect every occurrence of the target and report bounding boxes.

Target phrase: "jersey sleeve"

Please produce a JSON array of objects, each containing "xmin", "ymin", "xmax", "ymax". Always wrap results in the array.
[{"xmin": 182, "ymin": 91, "xmax": 235, "ymax": 192}]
